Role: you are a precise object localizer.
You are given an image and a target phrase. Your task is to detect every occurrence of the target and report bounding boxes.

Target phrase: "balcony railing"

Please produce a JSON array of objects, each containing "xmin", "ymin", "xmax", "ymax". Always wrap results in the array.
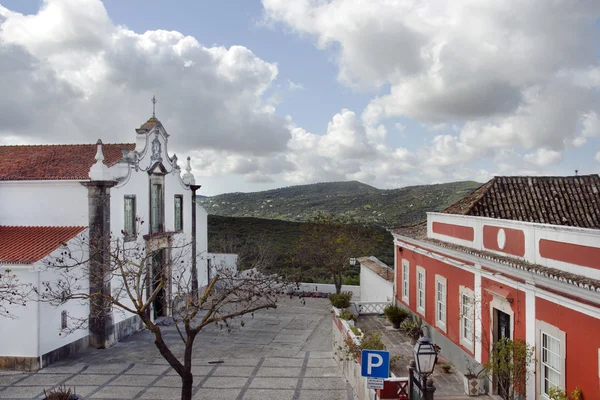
[{"xmin": 355, "ymin": 301, "xmax": 390, "ymax": 315}]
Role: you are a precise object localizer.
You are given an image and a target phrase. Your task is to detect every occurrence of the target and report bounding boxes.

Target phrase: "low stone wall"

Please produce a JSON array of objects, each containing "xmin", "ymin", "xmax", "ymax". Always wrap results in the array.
[
  {"xmin": 294, "ymin": 283, "xmax": 360, "ymax": 300},
  {"xmin": 331, "ymin": 307, "xmax": 375, "ymax": 400}
]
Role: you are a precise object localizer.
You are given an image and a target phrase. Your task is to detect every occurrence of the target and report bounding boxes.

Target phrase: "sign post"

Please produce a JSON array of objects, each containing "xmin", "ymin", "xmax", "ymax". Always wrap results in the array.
[{"xmin": 361, "ymin": 349, "xmax": 390, "ymax": 389}]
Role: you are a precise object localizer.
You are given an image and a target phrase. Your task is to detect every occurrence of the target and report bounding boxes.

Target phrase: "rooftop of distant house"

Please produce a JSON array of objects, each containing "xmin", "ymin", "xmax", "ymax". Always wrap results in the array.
[
  {"xmin": 443, "ymin": 174, "xmax": 600, "ymax": 229},
  {"xmin": 391, "ymin": 174, "xmax": 600, "ymax": 297},
  {"xmin": 358, "ymin": 256, "xmax": 394, "ymax": 282}
]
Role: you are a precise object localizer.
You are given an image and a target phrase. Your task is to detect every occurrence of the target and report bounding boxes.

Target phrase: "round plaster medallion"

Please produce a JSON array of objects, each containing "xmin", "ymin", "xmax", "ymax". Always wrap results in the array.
[{"xmin": 497, "ymin": 229, "xmax": 506, "ymax": 250}]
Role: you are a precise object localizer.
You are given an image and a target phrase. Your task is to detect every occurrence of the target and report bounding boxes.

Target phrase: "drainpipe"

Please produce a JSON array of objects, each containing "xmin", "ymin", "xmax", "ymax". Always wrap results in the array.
[
  {"xmin": 37, "ymin": 270, "xmax": 42, "ymax": 370},
  {"xmin": 190, "ymin": 184, "xmax": 201, "ymax": 300}
]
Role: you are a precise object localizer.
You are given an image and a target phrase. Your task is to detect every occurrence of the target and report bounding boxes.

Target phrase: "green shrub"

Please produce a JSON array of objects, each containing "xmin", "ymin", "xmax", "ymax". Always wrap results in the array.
[
  {"xmin": 350, "ymin": 326, "xmax": 362, "ymax": 336},
  {"xmin": 340, "ymin": 330, "xmax": 386, "ymax": 362},
  {"xmin": 342, "ymin": 275, "xmax": 360, "ymax": 286},
  {"xmin": 329, "ymin": 291, "xmax": 353, "ymax": 308},
  {"xmin": 548, "ymin": 386, "xmax": 582, "ymax": 400},
  {"xmin": 400, "ymin": 315, "xmax": 423, "ymax": 341},
  {"xmin": 339, "ymin": 309, "xmax": 357, "ymax": 322},
  {"xmin": 383, "ymin": 305, "xmax": 410, "ymax": 328}
]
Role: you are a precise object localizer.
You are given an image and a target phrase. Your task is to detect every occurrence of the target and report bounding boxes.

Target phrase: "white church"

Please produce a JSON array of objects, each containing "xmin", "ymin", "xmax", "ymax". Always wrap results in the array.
[{"xmin": 0, "ymin": 109, "xmax": 234, "ymax": 370}]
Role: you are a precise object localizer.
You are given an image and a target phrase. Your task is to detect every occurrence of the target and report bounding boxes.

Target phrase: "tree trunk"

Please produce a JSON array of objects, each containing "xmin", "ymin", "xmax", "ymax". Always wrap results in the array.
[
  {"xmin": 333, "ymin": 270, "xmax": 342, "ymax": 294},
  {"xmin": 180, "ymin": 330, "xmax": 198, "ymax": 400},
  {"xmin": 181, "ymin": 371, "xmax": 194, "ymax": 400}
]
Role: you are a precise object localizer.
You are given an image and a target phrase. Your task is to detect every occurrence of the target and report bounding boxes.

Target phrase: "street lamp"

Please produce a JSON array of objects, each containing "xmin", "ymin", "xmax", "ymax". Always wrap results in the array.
[
  {"xmin": 413, "ymin": 336, "xmax": 438, "ymax": 399},
  {"xmin": 349, "ymin": 257, "xmax": 357, "ymax": 266}
]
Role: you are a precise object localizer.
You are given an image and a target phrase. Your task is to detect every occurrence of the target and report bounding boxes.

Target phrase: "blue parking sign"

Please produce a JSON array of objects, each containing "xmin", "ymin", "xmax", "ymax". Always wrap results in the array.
[{"xmin": 361, "ymin": 349, "xmax": 390, "ymax": 378}]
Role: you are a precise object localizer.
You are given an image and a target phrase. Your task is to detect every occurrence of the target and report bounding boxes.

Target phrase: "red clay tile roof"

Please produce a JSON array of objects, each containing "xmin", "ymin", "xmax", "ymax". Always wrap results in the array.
[
  {"xmin": 0, "ymin": 143, "xmax": 135, "ymax": 181},
  {"xmin": 358, "ymin": 256, "xmax": 394, "ymax": 282},
  {"xmin": 0, "ymin": 226, "xmax": 86, "ymax": 264},
  {"xmin": 137, "ymin": 117, "xmax": 159, "ymax": 133},
  {"xmin": 443, "ymin": 175, "xmax": 600, "ymax": 228}
]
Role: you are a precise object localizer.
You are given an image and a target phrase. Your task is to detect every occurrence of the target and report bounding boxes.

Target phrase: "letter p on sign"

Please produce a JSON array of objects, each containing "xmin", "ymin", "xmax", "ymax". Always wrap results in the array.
[
  {"xmin": 367, "ymin": 353, "xmax": 383, "ymax": 375},
  {"xmin": 361, "ymin": 350, "xmax": 390, "ymax": 378}
]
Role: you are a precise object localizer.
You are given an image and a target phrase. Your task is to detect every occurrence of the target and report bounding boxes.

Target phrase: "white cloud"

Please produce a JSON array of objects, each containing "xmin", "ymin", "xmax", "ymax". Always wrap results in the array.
[
  {"xmin": 523, "ymin": 149, "xmax": 563, "ymax": 167},
  {"xmin": 263, "ymin": 0, "xmax": 600, "ymax": 152},
  {"xmin": 0, "ymin": 0, "xmax": 288, "ymax": 156},
  {"xmin": 582, "ymin": 111, "xmax": 600, "ymax": 138},
  {"xmin": 1, "ymin": 0, "xmax": 599, "ymax": 194},
  {"xmin": 287, "ymin": 79, "xmax": 304, "ymax": 91}
]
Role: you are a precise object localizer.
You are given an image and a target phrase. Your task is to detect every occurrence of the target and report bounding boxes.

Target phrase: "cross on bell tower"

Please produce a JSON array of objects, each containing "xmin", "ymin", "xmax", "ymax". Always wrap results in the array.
[{"xmin": 152, "ymin": 95, "xmax": 157, "ymax": 118}]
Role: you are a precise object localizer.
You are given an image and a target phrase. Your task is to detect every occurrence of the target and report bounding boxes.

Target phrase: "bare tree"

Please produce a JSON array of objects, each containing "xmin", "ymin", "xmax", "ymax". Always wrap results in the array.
[
  {"xmin": 0, "ymin": 269, "xmax": 31, "ymax": 318},
  {"xmin": 294, "ymin": 213, "xmax": 368, "ymax": 294},
  {"xmin": 212, "ymin": 232, "xmax": 277, "ymax": 272},
  {"xmin": 41, "ymin": 224, "xmax": 284, "ymax": 400}
]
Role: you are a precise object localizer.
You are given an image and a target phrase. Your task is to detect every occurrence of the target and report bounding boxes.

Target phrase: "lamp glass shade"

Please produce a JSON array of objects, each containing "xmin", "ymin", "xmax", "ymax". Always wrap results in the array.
[
  {"xmin": 413, "ymin": 337, "xmax": 438, "ymax": 376},
  {"xmin": 349, "ymin": 257, "xmax": 357, "ymax": 266}
]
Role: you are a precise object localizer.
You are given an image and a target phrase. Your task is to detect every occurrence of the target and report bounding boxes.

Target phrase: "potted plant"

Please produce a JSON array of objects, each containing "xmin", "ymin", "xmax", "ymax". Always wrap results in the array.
[
  {"xmin": 383, "ymin": 305, "xmax": 410, "ymax": 329},
  {"xmin": 400, "ymin": 315, "xmax": 423, "ymax": 344},
  {"xmin": 43, "ymin": 385, "xmax": 81, "ymax": 400},
  {"xmin": 463, "ymin": 360, "xmax": 487, "ymax": 396},
  {"xmin": 441, "ymin": 364, "xmax": 452, "ymax": 373}
]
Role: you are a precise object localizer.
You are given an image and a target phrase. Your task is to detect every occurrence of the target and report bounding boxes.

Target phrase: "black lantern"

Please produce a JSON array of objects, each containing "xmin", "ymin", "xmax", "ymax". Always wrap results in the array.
[
  {"xmin": 349, "ymin": 257, "xmax": 357, "ymax": 266},
  {"xmin": 413, "ymin": 336, "xmax": 438, "ymax": 378}
]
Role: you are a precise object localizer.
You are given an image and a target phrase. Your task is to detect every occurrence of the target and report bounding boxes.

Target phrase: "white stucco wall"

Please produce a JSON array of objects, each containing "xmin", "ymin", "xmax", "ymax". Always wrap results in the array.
[
  {"xmin": 0, "ymin": 181, "xmax": 88, "ymax": 226},
  {"xmin": 0, "ymin": 267, "xmax": 39, "ymax": 357},
  {"xmin": 207, "ymin": 253, "xmax": 239, "ymax": 275},
  {"xmin": 0, "ymin": 235, "xmax": 89, "ymax": 359},
  {"xmin": 359, "ymin": 265, "xmax": 393, "ymax": 303}
]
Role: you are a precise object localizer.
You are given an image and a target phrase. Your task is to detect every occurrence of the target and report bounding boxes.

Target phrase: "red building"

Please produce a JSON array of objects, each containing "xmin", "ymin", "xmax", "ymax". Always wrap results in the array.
[{"xmin": 391, "ymin": 175, "xmax": 600, "ymax": 399}]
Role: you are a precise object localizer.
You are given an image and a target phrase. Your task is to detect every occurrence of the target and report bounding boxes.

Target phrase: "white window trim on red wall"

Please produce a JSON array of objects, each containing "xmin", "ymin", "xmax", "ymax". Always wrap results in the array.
[
  {"xmin": 459, "ymin": 285, "xmax": 475, "ymax": 353},
  {"xmin": 394, "ymin": 237, "xmax": 600, "ymax": 320},
  {"xmin": 536, "ymin": 320, "xmax": 566, "ymax": 400},
  {"xmin": 435, "ymin": 275, "xmax": 447, "ymax": 333},
  {"xmin": 417, "ymin": 266, "xmax": 426, "ymax": 317},
  {"xmin": 402, "ymin": 259, "xmax": 409, "ymax": 305}
]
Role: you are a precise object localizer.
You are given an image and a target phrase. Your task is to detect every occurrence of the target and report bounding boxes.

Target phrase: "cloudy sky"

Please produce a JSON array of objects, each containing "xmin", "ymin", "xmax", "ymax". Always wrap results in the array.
[{"xmin": 1, "ymin": 0, "xmax": 599, "ymax": 195}]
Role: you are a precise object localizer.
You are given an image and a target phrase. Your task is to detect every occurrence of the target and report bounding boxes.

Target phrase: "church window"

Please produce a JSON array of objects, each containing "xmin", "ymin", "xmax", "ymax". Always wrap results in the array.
[
  {"xmin": 174, "ymin": 195, "xmax": 183, "ymax": 231},
  {"xmin": 151, "ymin": 182, "xmax": 164, "ymax": 233},
  {"xmin": 61, "ymin": 310, "xmax": 68, "ymax": 330},
  {"xmin": 124, "ymin": 195, "xmax": 136, "ymax": 240}
]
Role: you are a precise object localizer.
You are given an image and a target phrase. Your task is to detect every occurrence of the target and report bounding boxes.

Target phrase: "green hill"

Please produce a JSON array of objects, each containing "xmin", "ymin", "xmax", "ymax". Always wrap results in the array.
[
  {"xmin": 208, "ymin": 215, "xmax": 394, "ymax": 282},
  {"xmin": 200, "ymin": 180, "xmax": 481, "ymax": 227}
]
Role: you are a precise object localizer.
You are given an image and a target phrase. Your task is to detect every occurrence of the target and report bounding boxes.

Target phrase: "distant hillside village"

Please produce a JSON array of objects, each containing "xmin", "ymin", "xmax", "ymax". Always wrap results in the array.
[{"xmin": 1, "ymin": 115, "xmax": 600, "ymax": 399}]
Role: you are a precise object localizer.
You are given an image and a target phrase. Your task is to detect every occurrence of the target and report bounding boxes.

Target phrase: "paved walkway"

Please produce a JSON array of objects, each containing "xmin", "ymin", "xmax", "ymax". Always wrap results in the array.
[
  {"xmin": 0, "ymin": 298, "xmax": 354, "ymax": 400},
  {"xmin": 357, "ymin": 315, "xmax": 491, "ymax": 399}
]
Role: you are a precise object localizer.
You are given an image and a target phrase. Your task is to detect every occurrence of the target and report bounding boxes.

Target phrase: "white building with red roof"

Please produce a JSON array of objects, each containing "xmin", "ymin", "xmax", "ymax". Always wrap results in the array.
[
  {"xmin": 0, "ymin": 114, "xmax": 210, "ymax": 370},
  {"xmin": 392, "ymin": 175, "xmax": 600, "ymax": 399}
]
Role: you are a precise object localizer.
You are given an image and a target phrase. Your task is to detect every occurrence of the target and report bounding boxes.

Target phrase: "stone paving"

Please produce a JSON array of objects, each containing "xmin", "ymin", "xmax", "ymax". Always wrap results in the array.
[
  {"xmin": 0, "ymin": 298, "xmax": 355, "ymax": 400},
  {"xmin": 356, "ymin": 315, "xmax": 492, "ymax": 399}
]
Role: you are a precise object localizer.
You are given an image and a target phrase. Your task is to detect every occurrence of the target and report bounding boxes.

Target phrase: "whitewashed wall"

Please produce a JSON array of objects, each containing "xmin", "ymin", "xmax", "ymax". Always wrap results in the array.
[
  {"xmin": 208, "ymin": 253, "xmax": 239, "ymax": 275},
  {"xmin": 332, "ymin": 308, "xmax": 375, "ymax": 400},
  {"xmin": 0, "ymin": 236, "xmax": 89, "ymax": 360},
  {"xmin": 359, "ymin": 265, "xmax": 393, "ymax": 303},
  {"xmin": 0, "ymin": 268, "xmax": 38, "ymax": 357},
  {"xmin": 0, "ymin": 181, "xmax": 88, "ymax": 226}
]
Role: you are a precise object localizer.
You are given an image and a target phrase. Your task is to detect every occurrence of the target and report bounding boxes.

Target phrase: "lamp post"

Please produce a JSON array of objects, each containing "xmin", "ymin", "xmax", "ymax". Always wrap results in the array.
[
  {"xmin": 190, "ymin": 184, "xmax": 201, "ymax": 301},
  {"xmin": 412, "ymin": 336, "xmax": 438, "ymax": 400}
]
